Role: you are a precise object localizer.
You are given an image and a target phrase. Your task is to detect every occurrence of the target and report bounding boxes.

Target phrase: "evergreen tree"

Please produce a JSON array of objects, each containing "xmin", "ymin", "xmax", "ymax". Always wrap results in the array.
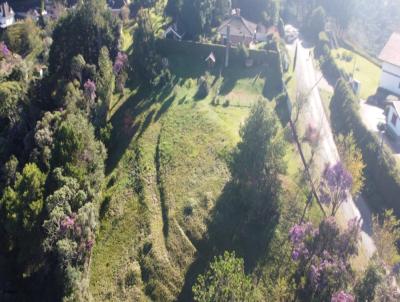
[{"xmin": 49, "ymin": 0, "xmax": 120, "ymax": 77}]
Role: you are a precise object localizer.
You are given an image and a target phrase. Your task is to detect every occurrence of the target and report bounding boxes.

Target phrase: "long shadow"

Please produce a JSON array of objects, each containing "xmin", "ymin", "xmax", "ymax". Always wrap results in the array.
[
  {"xmin": 106, "ymin": 81, "xmax": 175, "ymax": 174},
  {"xmin": 177, "ymin": 176, "xmax": 279, "ymax": 301},
  {"xmin": 155, "ymin": 135, "xmax": 169, "ymax": 238},
  {"xmin": 219, "ymin": 65, "xmax": 264, "ymax": 96},
  {"xmin": 154, "ymin": 94, "xmax": 175, "ymax": 122}
]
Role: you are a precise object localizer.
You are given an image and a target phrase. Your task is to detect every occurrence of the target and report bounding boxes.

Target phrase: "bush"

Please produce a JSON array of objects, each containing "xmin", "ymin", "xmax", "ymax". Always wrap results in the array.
[
  {"xmin": 330, "ymin": 79, "xmax": 400, "ymax": 214},
  {"xmin": 196, "ymin": 76, "xmax": 209, "ymax": 99}
]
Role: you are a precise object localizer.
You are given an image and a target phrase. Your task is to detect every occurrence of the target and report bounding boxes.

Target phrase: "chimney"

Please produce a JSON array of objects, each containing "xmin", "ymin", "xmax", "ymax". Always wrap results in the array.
[{"xmin": 236, "ymin": 8, "xmax": 240, "ymax": 16}]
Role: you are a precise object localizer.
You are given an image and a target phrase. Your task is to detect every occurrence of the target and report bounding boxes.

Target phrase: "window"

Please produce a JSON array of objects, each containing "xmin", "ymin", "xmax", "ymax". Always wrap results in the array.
[{"xmin": 391, "ymin": 112, "xmax": 397, "ymax": 127}]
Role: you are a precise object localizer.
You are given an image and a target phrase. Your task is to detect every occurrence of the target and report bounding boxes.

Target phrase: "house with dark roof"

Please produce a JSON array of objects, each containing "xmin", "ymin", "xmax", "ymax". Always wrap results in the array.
[
  {"xmin": 0, "ymin": 2, "xmax": 15, "ymax": 29},
  {"xmin": 379, "ymin": 33, "xmax": 400, "ymax": 96},
  {"xmin": 217, "ymin": 9, "xmax": 257, "ymax": 46}
]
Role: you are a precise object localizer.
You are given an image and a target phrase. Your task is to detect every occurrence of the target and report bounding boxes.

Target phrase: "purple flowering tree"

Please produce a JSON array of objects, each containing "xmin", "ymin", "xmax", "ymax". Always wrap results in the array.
[
  {"xmin": 113, "ymin": 52, "xmax": 128, "ymax": 93},
  {"xmin": 331, "ymin": 291, "xmax": 355, "ymax": 302},
  {"xmin": 113, "ymin": 51, "xmax": 128, "ymax": 75},
  {"xmin": 289, "ymin": 217, "xmax": 361, "ymax": 300},
  {"xmin": 319, "ymin": 162, "xmax": 353, "ymax": 216},
  {"xmin": 0, "ymin": 41, "xmax": 10, "ymax": 58},
  {"xmin": 84, "ymin": 79, "xmax": 96, "ymax": 102}
]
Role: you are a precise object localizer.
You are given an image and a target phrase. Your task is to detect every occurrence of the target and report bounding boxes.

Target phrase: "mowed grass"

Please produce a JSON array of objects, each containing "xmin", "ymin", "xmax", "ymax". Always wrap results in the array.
[{"xmin": 332, "ymin": 47, "xmax": 381, "ymax": 100}]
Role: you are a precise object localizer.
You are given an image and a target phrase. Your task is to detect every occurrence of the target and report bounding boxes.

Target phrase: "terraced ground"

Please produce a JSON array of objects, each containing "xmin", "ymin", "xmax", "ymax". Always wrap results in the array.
[{"xmin": 88, "ymin": 37, "xmax": 317, "ymax": 300}]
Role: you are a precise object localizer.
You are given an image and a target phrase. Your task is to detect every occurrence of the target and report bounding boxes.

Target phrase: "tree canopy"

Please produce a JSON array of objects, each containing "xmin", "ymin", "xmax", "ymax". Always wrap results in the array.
[{"xmin": 49, "ymin": 0, "xmax": 120, "ymax": 77}]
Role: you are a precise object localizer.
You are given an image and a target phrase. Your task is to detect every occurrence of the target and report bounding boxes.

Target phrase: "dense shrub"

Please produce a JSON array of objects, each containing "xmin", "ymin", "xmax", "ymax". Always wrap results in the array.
[
  {"xmin": 315, "ymin": 37, "xmax": 343, "ymax": 84},
  {"xmin": 330, "ymin": 79, "xmax": 400, "ymax": 214},
  {"xmin": 156, "ymin": 39, "xmax": 276, "ymax": 68}
]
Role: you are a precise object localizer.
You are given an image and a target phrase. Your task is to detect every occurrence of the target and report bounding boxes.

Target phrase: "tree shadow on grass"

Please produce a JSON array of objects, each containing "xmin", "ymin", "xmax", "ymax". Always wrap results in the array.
[
  {"xmin": 177, "ymin": 178, "xmax": 280, "ymax": 301},
  {"xmin": 106, "ymin": 82, "xmax": 176, "ymax": 175},
  {"xmin": 154, "ymin": 94, "xmax": 175, "ymax": 122},
  {"xmin": 219, "ymin": 65, "xmax": 264, "ymax": 96}
]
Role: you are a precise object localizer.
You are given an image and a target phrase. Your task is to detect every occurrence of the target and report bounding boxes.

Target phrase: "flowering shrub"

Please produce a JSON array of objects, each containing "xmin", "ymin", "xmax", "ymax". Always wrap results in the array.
[
  {"xmin": 290, "ymin": 217, "xmax": 361, "ymax": 300},
  {"xmin": 84, "ymin": 79, "xmax": 96, "ymax": 101},
  {"xmin": 0, "ymin": 41, "xmax": 10, "ymax": 58},
  {"xmin": 331, "ymin": 291, "xmax": 354, "ymax": 302},
  {"xmin": 61, "ymin": 215, "xmax": 76, "ymax": 231},
  {"xmin": 113, "ymin": 51, "xmax": 128, "ymax": 75},
  {"xmin": 320, "ymin": 162, "xmax": 353, "ymax": 216}
]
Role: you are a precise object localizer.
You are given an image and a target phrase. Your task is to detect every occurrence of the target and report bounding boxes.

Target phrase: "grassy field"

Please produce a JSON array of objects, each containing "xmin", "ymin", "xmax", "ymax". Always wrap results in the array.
[
  {"xmin": 88, "ymin": 32, "xmax": 322, "ymax": 300},
  {"xmin": 332, "ymin": 47, "xmax": 381, "ymax": 100}
]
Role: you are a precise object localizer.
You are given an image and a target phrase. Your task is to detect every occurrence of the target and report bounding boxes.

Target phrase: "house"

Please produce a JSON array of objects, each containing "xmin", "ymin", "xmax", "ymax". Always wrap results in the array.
[
  {"xmin": 217, "ymin": 9, "xmax": 257, "ymax": 46},
  {"xmin": 379, "ymin": 33, "xmax": 400, "ymax": 96},
  {"xmin": 0, "ymin": 2, "xmax": 15, "ymax": 29},
  {"xmin": 164, "ymin": 25, "xmax": 183, "ymax": 41},
  {"xmin": 386, "ymin": 100, "xmax": 400, "ymax": 138}
]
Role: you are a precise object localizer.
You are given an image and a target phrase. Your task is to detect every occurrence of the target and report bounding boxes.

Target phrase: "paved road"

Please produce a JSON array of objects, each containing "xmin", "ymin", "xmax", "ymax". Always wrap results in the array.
[{"xmin": 293, "ymin": 39, "xmax": 376, "ymax": 258}]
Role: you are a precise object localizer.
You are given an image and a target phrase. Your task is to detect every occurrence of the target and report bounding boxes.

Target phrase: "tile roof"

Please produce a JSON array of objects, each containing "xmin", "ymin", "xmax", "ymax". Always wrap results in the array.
[
  {"xmin": 218, "ymin": 15, "xmax": 257, "ymax": 38},
  {"xmin": 379, "ymin": 33, "xmax": 400, "ymax": 67}
]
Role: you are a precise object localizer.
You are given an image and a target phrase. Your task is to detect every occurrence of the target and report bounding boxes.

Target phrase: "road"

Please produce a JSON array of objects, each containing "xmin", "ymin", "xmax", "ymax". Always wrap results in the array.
[{"xmin": 292, "ymin": 39, "xmax": 376, "ymax": 258}]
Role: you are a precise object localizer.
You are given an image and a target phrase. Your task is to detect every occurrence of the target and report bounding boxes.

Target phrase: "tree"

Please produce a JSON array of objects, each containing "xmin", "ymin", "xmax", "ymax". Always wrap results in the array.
[
  {"xmin": 49, "ymin": 0, "xmax": 120, "ymax": 76},
  {"xmin": 214, "ymin": 0, "xmax": 231, "ymax": 24},
  {"xmin": 231, "ymin": 100, "xmax": 286, "ymax": 205},
  {"xmin": 336, "ymin": 133, "xmax": 365, "ymax": 196},
  {"xmin": 132, "ymin": 9, "xmax": 168, "ymax": 85},
  {"xmin": 181, "ymin": 0, "xmax": 214, "ymax": 37},
  {"xmin": 319, "ymin": 162, "xmax": 353, "ymax": 216},
  {"xmin": 355, "ymin": 261, "xmax": 385, "ymax": 302},
  {"xmin": 31, "ymin": 111, "xmax": 63, "ymax": 171},
  {"xmin": 51, "ymin": 113, "xmax": 106, "ymax": 193},
  {"xmin": 96, "ymin": 47, "xmax": 115, "ymax": 125},
  {"xmin": 0, "ymin": 81, "xmax": 25, "ymax": 126},
  {"xmin": 290, "ymin": 217, "xmax": 361, "ymax": 301},
  {"xmin": 372, "ymin": 210, "xmax": 400, "ymax": 267},
  {"xmin": 1, "ymin": 18, "xmax": 42, "ymax": 56},
  {"xmin": 0, "ymin": 163, "xmax": 46, "ymax": 269},
  {"xmin": 306, "ymin": 6, "xmax": 326, "ymax": 41},
  {"xmin": 318, "ymin": 0, "xmax": 355, "ymax": 34},
  {"xmin": 1, "ymin": 155, "xmax": 18, "ymax": 187},
  {"xmin": 0, "ymin": 163, "xmax": 46, "ymax": 234},
  {"xmin": 232, "ymin": 0, "xmax": 278, "ymax": 23},
  {"xmin": 192, "ymin": 251, "xmax": 260, "ymax": 302}
]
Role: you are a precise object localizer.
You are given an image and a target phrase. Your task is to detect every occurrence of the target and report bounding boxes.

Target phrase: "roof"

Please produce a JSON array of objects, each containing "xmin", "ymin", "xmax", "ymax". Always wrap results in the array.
[
  {"xmin": 379, "ymin": 33, "xmax": 400, "ymax": 67},
  {"xmin": 218, "ymin": 15, "xmax": 257, "ymax": 38},
  {"xmin": 164, "ymin": 26, "xmax": 183, "ymax": 40},
  {"xmin": 0, "ymin": 2, "xmax": 14, "ymax": 18}
]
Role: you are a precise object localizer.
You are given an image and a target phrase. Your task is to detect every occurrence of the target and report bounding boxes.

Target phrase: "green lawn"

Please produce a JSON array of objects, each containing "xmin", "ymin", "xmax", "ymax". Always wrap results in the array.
[
  {"xmin": 332, "ymin": 47, "xmax": 381, "ymax": 100},
  {"xmin": 89, "ymin": 40, "xmax": 313, "ymax": 301}
]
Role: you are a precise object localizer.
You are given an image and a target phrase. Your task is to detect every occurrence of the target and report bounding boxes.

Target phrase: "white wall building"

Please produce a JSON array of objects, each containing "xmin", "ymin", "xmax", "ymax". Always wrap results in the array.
[
  {"xmin": 386, "ymin": 101, "xmax": 400, "ymax": 138},
  {"xmin": 379, "ymin": 33, "xmax": 400, "ymax": 96},
  {"xmin": 0, "ymin": 2, "xmax": 15, "ymax": 29}
]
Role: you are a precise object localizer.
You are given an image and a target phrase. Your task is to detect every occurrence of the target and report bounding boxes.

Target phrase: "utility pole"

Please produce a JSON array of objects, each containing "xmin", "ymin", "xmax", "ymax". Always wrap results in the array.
[{"xmin": 225, "ymin": 25, "xmax": 230, "ymax": 68}]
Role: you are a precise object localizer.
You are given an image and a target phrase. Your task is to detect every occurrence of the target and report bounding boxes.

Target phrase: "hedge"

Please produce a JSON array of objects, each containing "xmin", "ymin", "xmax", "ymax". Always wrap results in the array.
[
  {"xmin": 156, "ymin": 39, "xmax": 279, "ymax": 69},
  {"xmin": 156, "ymin": 39, "xmax": 283, "ymax": 98},
  {"xmin": 330, "ymin": 79, "xmax": 400, "ymax": 214},
  {"xmin": 314, "ymin": 32, "xmax": 344, "ymax": 85}
]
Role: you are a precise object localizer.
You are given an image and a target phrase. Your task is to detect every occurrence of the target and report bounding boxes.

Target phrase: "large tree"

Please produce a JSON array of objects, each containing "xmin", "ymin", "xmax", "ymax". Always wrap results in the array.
[
  {"xmin": 192, "ymin": 252, "xmax": 260, "ymax": 302},
  {"xmin": 49, "ymin": 0, "xmax": 120, "ymax": 77},
  {"xmin": 231, "ymin": 100, "xmax": 286, "ymax": 208}
]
